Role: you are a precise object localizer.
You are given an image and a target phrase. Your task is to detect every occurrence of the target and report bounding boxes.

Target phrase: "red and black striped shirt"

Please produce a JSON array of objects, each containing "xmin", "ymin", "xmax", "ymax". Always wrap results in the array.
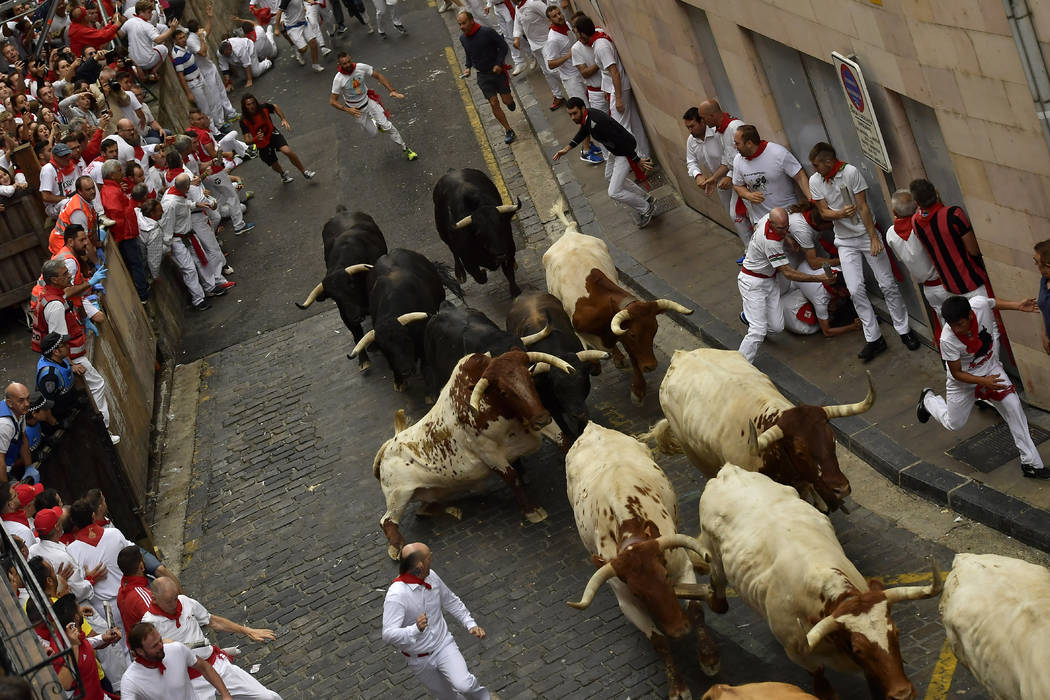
[{"xmin": 911, "ymin": 202, "xmax": 988, "ymax": 295}]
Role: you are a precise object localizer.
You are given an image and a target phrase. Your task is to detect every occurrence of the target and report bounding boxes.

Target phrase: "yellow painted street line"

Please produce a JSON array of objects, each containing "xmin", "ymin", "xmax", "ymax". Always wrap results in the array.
[
  {"xmin": 923, "ymin": 639, "xmax": 957, "ymax": 700},
  {"xmin": 444, "ymin": 46, "xmax": 511, "ymax": 203}
]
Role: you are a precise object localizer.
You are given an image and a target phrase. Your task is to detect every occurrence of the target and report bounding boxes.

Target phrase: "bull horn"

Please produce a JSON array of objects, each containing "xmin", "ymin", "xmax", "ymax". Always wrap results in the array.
[
  {"xmin": 567, "ymin": 561, "xmax": 616, "ymax": 610},
  {"xmin": 495, "ymin": 200, "xmax": 521, "ymax": 215},
  {"xmin": 806, "ymin": 614, "xmax": 843, "ymax": 650},
  {"xmin": 525, "ymin": 352, "xmax": 575, "ymax": 374},
  {"xmin": 755, "ymin": 424, "xmax": 785, "ymax": 452},
  {"xmin": 453, "ymin": 214, "xmax": 473, "ymax": 229},
  {"xmin": 823, "ymin": 371, "xmax": 876, "ymax": 419},
  {"xmin": 884, "ymin": 559, "xmax": 943, "ymax": 604},
  {"xmin": 530, "ymin": 362, "xmax": 551, "ymax": 375},
  {"xmin": 655, "ymin": 533, "xmax": 706, "ymax": 560},
  {"xmin": 610, "ymin": 308, "xmax": 631, "ymax": 336},
  {"xmin": 348, "ymin": 330, "xmax": 375, "ymax": 358},
  {"xmin": 397, "ymin": 312, "xmax": 429, "ymax": 326},
  {"xmin": 344, "ymin": 263, "xmax": 373, "ymax": 276},
  {"xmin": 519, "ymin": 324, "xmax": 551, "ymax": 346},
  {"xmin": 469, "ymin": 377, "xmax": 490, "ymax": 412},
  {"xmin": 674, "ymin": 583, "xmax": 713, "ymax": 600},
  {"xmin": 295, "ymin": 282, "xmax": 324, "ymax": 309},
  {"xmin": 576, "ymin": 350, "xmax": 609, "ymax": 363},
  {"xmin": 655, "ymin": 299, "xmax": 693, "ymax": 315}
]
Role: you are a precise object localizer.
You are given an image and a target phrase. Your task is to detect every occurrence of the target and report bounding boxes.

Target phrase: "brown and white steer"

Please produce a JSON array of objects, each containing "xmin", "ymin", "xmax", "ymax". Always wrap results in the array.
[
  {"xmin": 644, "ymin": 349, "xmax": 874, "ymax": 511},
  {"xmin": 543, "ymin": 204, "xmax": 691, "ymax": 404},
  {"xmin": 940, "ymin": 553, "xmax": 1050, "ymax": 700},
  {"xmin": 699, "ymin": 465, "xmax": 941, "ymax": 700},
  {"xmin": 565, "ymin": 423, "xmax": 719, "ymax": 700},
  {"xmin": 702, "ymin": 683, "xmax": 818, "ymax": 700},
  {"xmin": 373, "ymin": 350, "xmax": 573, "ymax": 559}
]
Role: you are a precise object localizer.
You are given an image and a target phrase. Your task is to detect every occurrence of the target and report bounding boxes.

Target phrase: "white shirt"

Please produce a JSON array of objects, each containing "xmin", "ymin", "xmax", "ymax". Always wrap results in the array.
[
  {"xmin": 940, "ymin": 296, "xmax": 1000, "ymax": 378},
  {"xmin": 2, "ymin": 518, "xmax": 36, "ymax": 548},
  {"xmin": 186, "ymin": 32, "xmax": 218, "ymax": 73},
  {"xmin": 159, "ymin": 190, "xmax": 194, "ymax": 245},
  {"xmin": 67, "ymin": 525, "xmax": 134, "ymax": 606},
  {"xmin": 382, "ymin": 569, "xmax": 477, "ymax": 655},
  {"xmin": 732, "ymin": 141, "xmax": 802, "ymax": 220},
  {"xmin": 43, "ymin": 299, "xmax": 69, "ymax": 337},
  {"xmin": 592, "ymin": 34, "xmax": 630, "ymax": 95},
  {"xmin": 886, "ymin": 220, "xmax": 938, "ymax": 284},
  {"xmin": 218, "ymin": 37, "xmax": 255, "ymax": 71},
  {"xmin": 740, "ymin": 213, "xmax": 789, "ymax": 278},
  {"xmin": 280, "ymin": 0, "xmax": 307, "ymax": 27},
  {"xmin": 39, "ymin": 162, "xmax": 80, "ymax": 217},
  {"xmin": 123, "ymin": 16, "xmax": 162, "ymax": 67},
  {"xmin": 116, "ymin": 92, "xmax": 144, "ymax": 130},
  {"xmin": 809, "ymin": 163, "xmax": 868, "ymax": 240},
  {"xmin": 543, "ymin": 27, "xmax": 577, "ymax": 80},
  {"xmin": 685, "ymin": 127, "xmax": 722, "ymax": 181},
  {"xmin": 570, "ymin": 37, "xmax": 601, "ymax": 89},
  {"xmin": 0, "ymin": 400, "xmax": 23, "ymax": 455},
  {"xmin": 331, "ymin": 63, "xmax": 374, "ymax": 108},
  {"xmin": 512, "ymin": 0, "xmax": 554, "ymax": 50},
  {"xmin": 29, "ymin": 538, "xmax": 95, "ymax": 604},
  {"xmin": 140, "ymin": 594, "xmax": 212, "ymax": 648},
  {"xmin": 83, "ymin": 157, "xmax": 106, "ymax": 185},
  {"xmin": 120, "ymin": 643, "xmax": 198, "ymax": 700}
]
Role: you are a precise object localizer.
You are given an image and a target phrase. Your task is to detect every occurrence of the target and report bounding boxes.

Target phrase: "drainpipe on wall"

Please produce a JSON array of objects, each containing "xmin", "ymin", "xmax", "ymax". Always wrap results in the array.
[{"xmin": 1004, "ymin": 0, "xmax": 1050, "ymax": 154}]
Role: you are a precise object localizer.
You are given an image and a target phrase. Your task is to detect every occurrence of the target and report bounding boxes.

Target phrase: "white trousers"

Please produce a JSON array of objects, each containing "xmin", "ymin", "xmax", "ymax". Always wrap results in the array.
[
  {"xmin": 404, "ymin": 639, "xmax": 489, "ymax": 700},
  {"xmin": 246, "ymin": 56, "xmax": 272, "ymax": 77},
  {"xmin": 205, "ymin": 170, "xmax": 244, "ymax": 229},
  {"xmin": 170, "ymin": 237, "xmax": 207, "ymax": 305},
  {"xmin": 350, "ymin": 99, "xmax": 404, "ymax": 147},
  {"xmin": 921, "ymin": 282, "xmax": 951, "ymax": 329},
  {"xmin": 71, "ymin": 356, "xmax": 109, "ymax": 428},
  {"xmin": 792, "ymin": 261, "xmax": 831, "ymax": 320},
  {"xmin": 609, "ymin": 87, "xmax": 650, "ymax": 159},
  {"xmin": 559, "ymin": 71, "xmax": 587, "ymax": 101},
  {"xmin": 191, "ymin": 655, "xmax": 282, "ymax": 699},
  {"xmin": 835, "ymin": 236, "xmax": 909, "ymax": 342},
  {"xmin": 189, "ymin": 213, "xmax": 229, "ymax": 290},
  {"xmin": 185, "ymin": 76, "xmax": 214, "ymax": 133},
  {"xmin": 530, "ymin": 46, "xmax": 563, "ymax": 98},
  {"xmin": 462, "ymin": 0, "xmax": 497, "ymax": 28},
  {"xmin": 491, "ymin": 4, "xmax": 522, "ymax": 65},
  {"xmin": 716, "ymin": 186, "xmax": 752, "ymax": 246},
  {"xmin": 605, "ymin": 154, "xmax": 647, "ymax": 213},
  {"xmin": 924, "ymin": 368, "xmax": 1044, "ymax": 469},
  {"xmin": 254, "ymin": 27, "xmax": 278, "ymax": 60},
  {"xmin": 216, "ymin": 130, "xmax": 249, "ymax": 158},
  {"xmin": 372, "ymin": 0, "xmax": 401, "ymax": 32},
  {"xmin": 199, "ymin": 61, "xmax": 235, "ymax": 123},
  {"xmin": 306, "ymin": 3, "xmax": 333, "ymax": 48},
  {"xmin": 737, "ymin": 272, "xmax": 782, "ymax": 362}
]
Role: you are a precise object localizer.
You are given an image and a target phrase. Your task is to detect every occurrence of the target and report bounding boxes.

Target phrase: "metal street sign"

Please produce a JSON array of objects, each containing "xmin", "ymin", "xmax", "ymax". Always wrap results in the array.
[{"xmin": 832, "ymin": 52, "xmax": 892, "ymax": 173}]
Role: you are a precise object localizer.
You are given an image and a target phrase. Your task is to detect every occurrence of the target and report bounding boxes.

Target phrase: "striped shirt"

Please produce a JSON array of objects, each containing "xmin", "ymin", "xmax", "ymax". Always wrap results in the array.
[
  {"xmin": 171, "ymin": 44, "xmax": 200, "ymax": 80},
  {"xmin": 911, "ymin": 203, "xmax": 988, "ymax": 295}
]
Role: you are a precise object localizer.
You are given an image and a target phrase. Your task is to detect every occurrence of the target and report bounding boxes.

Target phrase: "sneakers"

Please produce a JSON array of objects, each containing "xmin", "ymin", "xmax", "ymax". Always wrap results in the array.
[
  {"xmin": 190, "ymin": 300, "xmax": 211, "ymax": 311},
  {"xmin": 281, "ymin": 172, "xmax": 295, "ymax": 183},
  {"xmin": 207, "ymin": 281, "xmax": 236, "ymax": 297},
  {"xmin": 736, "ymin": 255, "xmax": 745, "ymax": 266},
  {"xmin": 511, "ymin": 63, "xmax": 525, "ymax": 76},
  {"xmin": 916, "ymin": 388, "xmax": 933, "ymax": 423},
  {"xmin": 336, "ymin": 24, "xmax": 348, "ymax": 34},
  {"xmin": 506, "ymin": 100, "xmax": 516, "ymax": 112},
  {"xmin": 320, "ymin": 46, "xmax": 332, "ymax": 57},
  {"xmin": 739, "ymin": 311, "xmax": 748, "ymax": 326},
  {"xmin": 100, "ymin": 216, "xmax": 118, "ymax": 228},
  {"xmin": 244, "ymin": 144, "xmax": 259, "ymax": 160},
  {"xmin": 242, "ymin": 190, "xmax": 255, "ymax": 201},
  {"xmin": 394, "ymin": 22, "xmax": 406, "ymax": 33},
  {"xmin": 404, "ymin": 147, "xmax": 418, "ymax": 161},
  {"xmin": 109, "ymin": 433, "xmax": 121, "ymax": 445},
  {"xmin": 366, "ymin": 24, "xmax": 374, "ymax": 35},
  {"xmin": 579, "ymin": 150, "xmax": 603, "ymax": 164},
  {"xmin": 900, "ymin": 330, "xmax": 921, "ymax": 350},
  {"xmin": 234, "ymin": 222, "xmax": 256, "ymax": 235},
  {"xmin": 312, "ymin": 64, "xmax": 325, "ymax": 72},
  {"xmin": 295, "ymin": 50, "xmax": 305, "ymax": 65},
  {"xmin": 550, "ymin": 97, "xmax": 564, "ymax": 111},
  {"xmin": 222, "ymin": 264, "xmax": 235, "ymax": 276},
  {"xmin": 637, "ymin": 197, "xmax": 656, "ymax": 228},
  {"xmin": 504, "ymin": 130, "xmax": 516, "ymax": 144},
  {"xmin": 1021, "ymin": 464, "xmax": 1050, "ymax": 479},
  {"xmin": 378, "ymin": 30, "xmax": 387, "ymax": 39},
  {"xmin": 857, "ymin": 336, "xmax": 888, "ymax": 362},
  {"xmin": 304, "ymin": 169, "xmax": 316, "ymax": 179},
  {"xmin": 437, "ymin": 0, "xmax": 452, "ymax": 11}
]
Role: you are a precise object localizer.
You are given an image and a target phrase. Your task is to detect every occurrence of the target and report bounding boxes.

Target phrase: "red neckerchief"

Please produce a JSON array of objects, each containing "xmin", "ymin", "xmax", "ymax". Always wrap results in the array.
[
  {"xmin": 393, "ymin": 573, "xmax": 431, "ymax": 589},
  {"xmin": 245, "ymin": 29, "xmax": 256, "ymax": 41},
  {"xmin": 893, "ymin": 217, "xmax": 913, "ymax": 241},
  {"xmin": 802, "ymin": 207, "xmax": 820, "ymax": 230},
  {"xmin": 74, "ymin": 523, "xmax": 105, "ymax": 546},
  {"xmin": 49, "ymin": 157, "xmax": 75, "ymax": 177},
  {"xmin": 34, "ymin": 623, "xmax": 55, "ymax": 646},
  {"xmin": 715, "ymin": 113, "xmax": 734, "ymax": 134},
  {"xmin": 165, "ymin": 167, "xmax": 184, "ymax": 183},
  {"xmin": 764, "ymin": 219, "xmax": 784, "ymax": 242},
  {"xmin": 913, "ymin": 201, "xmax": 944, "ymax": 228},
  {"xmin": 955, "ymin": 311, "xmax": 983, "ymax": 355},
  {"xmin": 822, "ymin": 160, "xmax": 846, "ymax": 183},
  {"xmin": 133, "ymin": 655, "xmax": 166, "ymax": 674},
  {"xmin": 502, "ymin": 0, "xmax": 515, "ymax": 17},
  {"xmin": 550, "ymin": 22, "xmax": 569, "ymax": 35},
  {"xmin": 133, "ymin": 144, "xmax": 145, "ymax": 161},
  {"xmin": 165, "ymin": 186, "xmax": 186, "ymax": 198},
  {"xmin": 147, "ymin": 599, "xmax": 183, "ymax": 627},
  {"xmin": 464, "ymin": 21, "xmax": 482, "ymax": 37},
  {"xmin": 743, "ymin": 140, "xmax": 768, "ymax": 161},
  {"xmin": 96, "ymin": 517, "xmax": 110, "ymax": 526},
  {"xmin": 1, "ymin": 512, "xmax": 29, "ymax": 527},
  {"xmin": 585, "ymin": 29, "xmax": 612, "ymax": 47},
  {"xmin": 59, "ymin": 530, "xmax": 76, "ymax": 545},
  {"xmin": 337, "ymin": 62, "xmax": 357, "ymax": 76}
]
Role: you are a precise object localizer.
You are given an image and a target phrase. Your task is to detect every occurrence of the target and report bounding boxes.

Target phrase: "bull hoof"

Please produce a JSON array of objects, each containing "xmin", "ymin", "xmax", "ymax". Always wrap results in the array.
[
  {"xmin": 387, "ymin": 544, "xmax": 401, "ymax": 561},
  {"xmin": 630, "ymin": 392, "xmax": 644, "ymax": 406},
  {"xmin": 359, "ymin": 360, "xmax": 371, "ymax": 373},
  {"xmin": 445, "ymin": 506, "xmax": 462, "ymax": 521},
  {"xmin": 697, "ymin": 650, "xmax": 721, "ymax": 677},
  {"xmin": 669, "ymin": 687, "xmax": 692, "ymax": 700},
  {"xmin": 524, "ymin": 506, "xmax": 547, "ymax": 523}
]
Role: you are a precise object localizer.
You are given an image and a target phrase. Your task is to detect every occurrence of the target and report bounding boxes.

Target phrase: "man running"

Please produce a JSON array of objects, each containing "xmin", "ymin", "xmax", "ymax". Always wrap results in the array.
[
  {"xmin": 457, "ymin": 11, "xmax": 517, "ymax": 145},
  {"xmin": 330, "ymin": 52, "xmax": 418, "ymax": 161}
]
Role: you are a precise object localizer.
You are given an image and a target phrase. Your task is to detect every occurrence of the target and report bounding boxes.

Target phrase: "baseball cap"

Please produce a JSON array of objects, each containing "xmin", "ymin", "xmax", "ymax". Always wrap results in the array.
[
  {"xmin": 14, "ymin": 483, "xmax": 43, "ymax": 508},
  {"xmin": 40, "ymin": 332, "xmax": 67, "ymax": 356},
  {"xmin": 27, "ymin": 392, "xmax": 54, "ymax": 414},
  {"xmin": 34, "ymin": 506, "xmax": 63, "ymax": 537},
  {"xmin": 52, "ymin": 143, "xmax": 72, "ymax": 157}
]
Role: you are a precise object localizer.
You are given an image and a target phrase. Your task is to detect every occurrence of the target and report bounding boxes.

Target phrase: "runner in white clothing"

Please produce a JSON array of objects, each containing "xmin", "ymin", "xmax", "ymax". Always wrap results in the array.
[
  {"xmin": 275, "ymin": 0, "xmax": 324, "ymax": 72},
  {"xmin": 122, "ymin": 627, "xmax": 233, "ymax": 700},
  {"xmin": 371, "ymin": 0, "xmax": 406, "ymax": 38},
  {"xmin": 219, "ymin": 37, "xmax": 271, "ymax": 89},
  {"xmin": 918, "ymin": 295, "xmax": 1050, "ymax": 480},
  {"xmin": 543, "ymin": 7, "xmax": 584, "ymax": 100},
  {"xmin": 513, "ymin": 0, "xmax": 564, "ymax": 109},
  {"xmin": 807, "ymin": 141, "xmax": 918, "ymax": 362},
  {"xmin": 731, "ymin": 124, "xmax": 809, "ymax": 222},
  {"xmin": 886, "ymin": 188, "xmax": 950, "ymax": 331},
  {"xmin": 330, "ymin": 53, "xmax": 418, "ymax": 160},
  {"xmin": 121, "ymin": 1, "xmax": 178, "ymax": 77},
  {"xmin": 305, "ymin": 0, "xmax": 335, "ymax": 56},
  {"xmin": 693, "ymin": 100, "xmax": 752, "ymax": 247},
  {"xmin": 185, "ymin": 11, "xmax": 237, "ymax": 125},
  {"xmin": 487, "ymin": 0, "xmax": 525, "ymax": 72}
]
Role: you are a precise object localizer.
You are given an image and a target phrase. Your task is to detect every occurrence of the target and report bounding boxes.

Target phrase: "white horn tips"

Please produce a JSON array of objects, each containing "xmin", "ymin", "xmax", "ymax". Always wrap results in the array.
[
  {"xmin": 348, "ymin": 330, "xmax": 375, "ymax": 358},
  {"xmin": 344, "ymin": 263, "xmax": 374, "ymax": 276},
  {"xmin": 655, "ymin": 299, "xmax": 693, "ymax": 315},
  {"xmin": 396, "ymin": 312, "xmax": 429, "ymax": 326},
  {"xmin": 530, "ymin": 362, "xmax": 551, "ymax": 375},
  {"xmin": 453, "ymin": 215, "xmax": 473, "ymax": 229},
  {"xmin": 469, "ymin": 377, "xmax": 490, "ymax": 413},
  {"xmin": 610, "ymin": 308, "xmax": 631, "ymax": 336},
  {"xmin": 568, "ymin": 562, "xmax": 616, "ymax": 610},
  {"xmin": 806, "ymin": 615, "xmax": 842, "ymax": 650},
  {"xmin": 824, "ymin": 370, "xmax": 876, "ymax": 419},
  {"xmin": 296, "ymin": 282, "xmax": 325, "ymax": 309},
  {"xmin": 755, "ymin": 424, "xmax": 785, "ymax": 452},
  {"xmin": 525, "ymin": 352, "xmax": 575, "ymax": 374},
  {"xmin": 576, "ymin": 350, "xmax": 609, "ymax": 363},
  {"xmin": 519, "ymin": 324, "xmax": 551, "ymax": 346},
  {"xmin": 884, "ymin": 558, "xmax": 944, "ymax": 604}
]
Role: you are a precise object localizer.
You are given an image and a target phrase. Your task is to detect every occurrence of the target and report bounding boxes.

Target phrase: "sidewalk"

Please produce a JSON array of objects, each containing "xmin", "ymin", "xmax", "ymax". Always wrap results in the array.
[{"xmin": 444, "ymin": 23, "xmax": 1050, "ymax": 551}]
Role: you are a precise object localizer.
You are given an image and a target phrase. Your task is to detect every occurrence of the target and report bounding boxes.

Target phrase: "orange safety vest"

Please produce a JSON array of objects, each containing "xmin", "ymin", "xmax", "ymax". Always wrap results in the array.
[
  {"xmin": 48, "ymin": 194, "xmax": 97, "ymax": 255},
  {"xmin": 30, "ymin": 246, "xmax": 87, "ymax": 316},
  {"xmin": 31, "ymin": 285, "xmax": 86, "ymax": 358}
]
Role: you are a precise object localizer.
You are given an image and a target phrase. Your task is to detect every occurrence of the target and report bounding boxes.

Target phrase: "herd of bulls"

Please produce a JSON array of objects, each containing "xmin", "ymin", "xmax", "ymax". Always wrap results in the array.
[{"xmin": 295, "ymin": 169, "xmax": 1048, "ymax": 700}]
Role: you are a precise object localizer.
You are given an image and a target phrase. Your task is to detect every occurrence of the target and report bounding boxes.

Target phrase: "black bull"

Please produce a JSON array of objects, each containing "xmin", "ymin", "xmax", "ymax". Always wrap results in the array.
[
  {"xmin": 434, "ymin": 168, "xmax": 522, "ymax": 296},
  {"xmin": 294, "ymin": 208, "xmax": 387, "ymax": 370}
]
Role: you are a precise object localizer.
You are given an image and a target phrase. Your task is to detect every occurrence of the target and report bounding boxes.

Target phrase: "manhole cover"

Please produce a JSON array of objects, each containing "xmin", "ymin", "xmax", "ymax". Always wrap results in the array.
[
  {"xmin": 652, "ymin": 194, "xmax": 679, "ymax": 217},
  {"xmin": 947, "ymin": 421, "xmax": 1050, "ymax": 473}
]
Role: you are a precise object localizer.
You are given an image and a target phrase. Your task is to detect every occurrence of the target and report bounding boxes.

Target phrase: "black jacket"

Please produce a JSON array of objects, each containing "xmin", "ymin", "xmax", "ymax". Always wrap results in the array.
[
  {"xmin": 568, "ymin": 107, "xmax": 637, "ymax": 159},
  {"xmin": 459, "ymin": 26, "xmax": 509, "ymax": 73}
]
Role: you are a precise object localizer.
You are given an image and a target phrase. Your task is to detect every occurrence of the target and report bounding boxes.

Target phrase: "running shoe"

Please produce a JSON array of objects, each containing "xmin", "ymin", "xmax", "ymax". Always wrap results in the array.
[
  {"xmin": 504, "ymin": 130, "xmax": 516, "ymax": 144},
  {"xmin": 242, "ymin": 190, "xmax": 254, "ymax": 201},
  {"xmin": 295, "ymin": 51, "xmax": 305, "ymax": 65},
  {"xmin": 320, "ymin": 46, "xmax": 332, "ymax": 57},
  {"xmin": 378, "ymin": 30, "xmax": 387, "ymax": 39},
  {"xmin": 223, "ymin": 265, "xmax": 235, "ymax": 275},
  {"xmin": 190, "ymin": 300, "xmax": 211, "ymax": 311},
  {"xmin": 244, "ymin": 144, "xmax": 259, "ymax": 160},
  {"xmin": 506, "ymin": 100, "xmax": 516, "ymax": 112},
  {"xmin": 312, "ymin": 64, "xmax": 325, "ymax": 72},
  {"xmin": 394, "ymin": 22, "xmax": 406, "ymax": 33},
  {"xmin": 404, "ymin": 147, "xmax": 418, "ymax": 161},
  {"xmin": 336, "ymin": 24, "xmax": 348, "ymax": 34},
  {"xmin": 281, "ymin": 172, "xmax": 295, "ymax": 183},
  {"xmin": 234, "ymin": 222, "xmax": 256, "ymax": 235},
  {"xmin": 366, "ymin": 24, "xmax": 374, "ymax": 35},
  {"xmin": 580, "ymin": 150, "xmax": 602, "ymax": 164},
  {"xmin": 304, "ymin": 170, "xmax": 317, "ymax": 179},
  {"xmin": 550, "ymin": 97, "xmax": 564, "ymax": 111}
]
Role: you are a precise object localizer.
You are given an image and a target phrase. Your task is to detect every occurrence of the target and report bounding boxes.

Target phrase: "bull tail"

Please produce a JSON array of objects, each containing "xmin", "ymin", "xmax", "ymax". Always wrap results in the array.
[
  {"xmin": 374, "ymin": 409, "xmax": 410, "ymax": 479},
  {"xmin": 636, "ymin": 419, "xmax": 682, "ymax": 455},
  {"xmin": 433, "ymin": 260, "xmax": 465, "ymax": 299},
  {"xmin": 549, "ymin": 199, "xmax": 579, "ymax": 237}
]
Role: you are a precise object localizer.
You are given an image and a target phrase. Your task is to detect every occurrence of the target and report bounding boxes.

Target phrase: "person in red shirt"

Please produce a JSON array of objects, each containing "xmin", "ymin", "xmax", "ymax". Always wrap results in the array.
[
  {"xmin": 99, "ymin": 159, "xmax": 149, "ymax": 302},
  {"xmin": 68, "ymin": 7, "xmax": 124, "ymax": 58},
  {"xmin": 116, "ymin": 545, "xmax": 152, "ymax": 640},
  {"xmin": 239, "ymin": 93, "xmax": 315, "ymax": 183}
]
